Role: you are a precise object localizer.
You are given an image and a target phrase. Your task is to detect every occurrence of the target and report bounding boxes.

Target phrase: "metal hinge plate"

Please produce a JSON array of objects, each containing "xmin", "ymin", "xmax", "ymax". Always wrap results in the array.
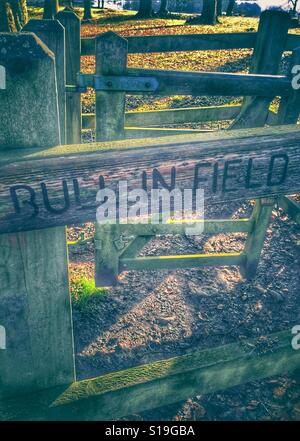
[
  {"xmin": 69, "ymin": 73, "xmax": 159, "ymax": 93},
  {"xmin": 93, "ymin": 74, "xmax": 158, "ymax": 92}
]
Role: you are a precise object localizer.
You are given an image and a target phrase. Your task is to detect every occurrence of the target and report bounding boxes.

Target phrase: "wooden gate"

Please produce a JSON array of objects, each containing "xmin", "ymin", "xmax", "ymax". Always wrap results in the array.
[{"xmin": 0, "ymin": 9, "xmax": 300, "ymax": 421}]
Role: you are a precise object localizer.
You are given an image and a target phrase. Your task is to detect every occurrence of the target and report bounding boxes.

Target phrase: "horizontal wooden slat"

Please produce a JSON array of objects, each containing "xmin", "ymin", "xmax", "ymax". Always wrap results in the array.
[
  {"xmin": 120, "ymin": 252, "xmax": 245, "ymax": 271},
  {"xmin": 124, "ymin": 127, "xmax": 210, "ymax": 138},
  {"xmin": 80, "ymin": 32, "xmax": 300, "ymax": 56},
  {"xmin": 116, "ymin": 219, "xmax": 252, "ymax": 236},
  {"xmin": 82, "ymin": 107, "xmax": 276, "ymax": 130},
  {"xmin": 82, "ymin": 105, "xmax": 242, "ymax": 130},
  {"xmin": 125, "ymin": 104, "xmax": 241, "ymax": 126},
  {"xmin": 127, "ymin": 32, "xmax": 256, "ymax": 54},
  {"xmin": 81, "ymin": 32, "xmax": 257, "ymax": 56},
  {"xmin": 81, "ymin": 70, "xmax": 291, "ymax": 97},
  {"xmin": 0, "ymin": 125, "xmax": 299, "ymax": 235},
  {"xmin": 128, "ymin": 68, "xmax": 291, "ymax": 97},
  {"xmin": 0, "ymin": 329, "xmax": 299, "ymax": 420}
]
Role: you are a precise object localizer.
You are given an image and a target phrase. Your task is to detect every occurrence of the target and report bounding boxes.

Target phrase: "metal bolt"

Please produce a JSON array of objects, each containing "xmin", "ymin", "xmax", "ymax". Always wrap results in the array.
[
  {"xmin": 145, "ymin": 82, "xmax": 151, "ymax": 89},
  {"xmin": 106, "ymin": 81, "xmax": 113, "ymax": 88}
]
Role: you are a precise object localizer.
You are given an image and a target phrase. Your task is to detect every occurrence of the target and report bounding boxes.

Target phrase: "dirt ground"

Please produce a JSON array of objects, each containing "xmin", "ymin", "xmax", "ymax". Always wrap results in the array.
[{"xmin": 69, "ymin": 196, "xmax": 300, "ymax": 421}]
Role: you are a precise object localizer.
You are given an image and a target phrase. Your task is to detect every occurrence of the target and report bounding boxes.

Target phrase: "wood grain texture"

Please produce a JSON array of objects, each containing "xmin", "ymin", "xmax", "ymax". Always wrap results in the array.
[
  {"xmin": 0, "ymin": 227, "xmax": 75, "ymax": 399},
  {"xmin": 0, "ymin": 33, "xmax": 61, "ymax": 149},
  {"xmin": 0, "ymin": 125, "xmax": 299, "ymax": 235}
]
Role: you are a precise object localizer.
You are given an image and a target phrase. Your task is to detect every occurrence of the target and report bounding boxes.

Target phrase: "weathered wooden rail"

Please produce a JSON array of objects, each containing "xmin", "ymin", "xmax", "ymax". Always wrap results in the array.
[
  {"xmin": 81, "ymin": 31, "xmax": 300, "ymax": 56},
  {"xmin": 0, "ymin": 125, "xmax": 299, "ymax": 235},
  {"xmin": 75, "ymin": 69, "xmax": 292, "ymax": 97}
]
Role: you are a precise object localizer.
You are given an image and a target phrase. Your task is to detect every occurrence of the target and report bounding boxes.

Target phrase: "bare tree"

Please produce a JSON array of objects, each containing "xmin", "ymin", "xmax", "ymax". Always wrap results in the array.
[
  {"xmin": 0, "ymin": 0, "xmax": 27, "ymax": 31},
  {"xmin": 0, "ymin": 0, "xmax": 15, "ymax": 31},
  {"xmin": 157, "ymin": 0, "xmax": 169, "ymax": 17},
  {"xmin": 83, "ymin": 0, "xmax": 92, "ymax": 20},
  {"xmin": 186, "ymin": 0, "xmax": 217, "ymax": 25},
  {"xmin": 290, "ymin": 0, "xmax": 299, "ymax": 16},
  {"xmin": 43, "ymin": 0, "xmax": 59, "ymax": 19},
  {"xmin": 136, "ymin": 0, "xmax": 154, "ymax": 18},
  {"xmin": 201, "ymin": 0, "xmax": 217, "ymax": 23},
  {"xmin": 226, "ymin": 0, "xmax": 235, "ymax": 16}
]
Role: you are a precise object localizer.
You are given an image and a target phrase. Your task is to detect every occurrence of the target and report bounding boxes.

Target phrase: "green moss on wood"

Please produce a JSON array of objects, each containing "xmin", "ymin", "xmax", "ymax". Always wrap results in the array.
[
  {"xmin": 0, "ymin": 124, "xmax": 299, "ymax": 164},
  {"xmin": 0, "ymin": 329, "xmax": 299, "ymax": 421}
]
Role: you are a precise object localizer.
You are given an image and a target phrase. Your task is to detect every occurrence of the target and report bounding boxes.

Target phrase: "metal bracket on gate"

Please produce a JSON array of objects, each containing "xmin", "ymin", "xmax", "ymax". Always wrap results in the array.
[
  {"xmin": 68, "ymin": 73, "xmax": 159, "ymax": 93},
  {"xmin": 93, "ymin": 74, "xmax": 158, "ymax": 93}
]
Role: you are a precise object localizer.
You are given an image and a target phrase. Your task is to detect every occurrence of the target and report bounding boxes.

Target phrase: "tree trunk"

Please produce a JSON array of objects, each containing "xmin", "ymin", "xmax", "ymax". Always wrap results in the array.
[
  {"xmin": 201, "ymin": 0, "xmax": 217, "ymax": 24},
  {"xmin": 0, "ymin": 0, "xmax": 27, "ymax": 31},
  {"xmin": 136, "ymin": 0, "xmax": 154, "ymax": 18},
  {"xmin": 0, "ymin": 0, "xmax": 16, "ymax": 31},
  {"xmin": 217, "ymin": 0, "xmax": 222, "ymax": 16},
  {"xmin": 158, "ymin": 0, "xmax": 169, "ymax": 17},
  {"xmin": 83, "ymin": 0, "xmax": 92, "ymax": 20},
  {"xmin": 292, "ymin": 0, "xmax": 298, "ymax": 16},
  {"xmin": 43, "ymin": 0, "xmax": 59, "ymax": 19},
  {"xmin": 226, "ymin": 0, "xmax": 235, "ymax": 16},
  {"xmin": 186, "ymin": 0, "xmax": 217, "ymax": 25}
]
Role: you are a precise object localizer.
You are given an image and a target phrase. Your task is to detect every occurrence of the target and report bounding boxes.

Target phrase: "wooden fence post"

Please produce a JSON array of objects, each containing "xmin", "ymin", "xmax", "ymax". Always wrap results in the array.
[
  {"xmin": 0, "ymin": 33, "xmax": 75, "ymax": 399},
  {"xmin": 94, "ymin": 32, "xmax": 128, "ymax": 286},
  {"xmin": 22, "ymin": 19, "xmax": 66, "ymax": 144},
  {"xmin": 229, "ymin": 11, "xmax": 290, "ymax": 278},
  {"xmin": 95, "ymin": 31, "xmax": 128, "ymax": 141},
  {"xmin": 241, "ymin": 198, "xmax": 274, "ymax": 279},
  {"xmin": 231, "ymin": 10, "xmax": 290, "ymax": 129},
  {"xmin": 0, "ymin": 33, "xmax": 61, "ymax": 148},
  {"xmin": 57, "ymin": 8, "xmax": 81, "ymax": 144}
]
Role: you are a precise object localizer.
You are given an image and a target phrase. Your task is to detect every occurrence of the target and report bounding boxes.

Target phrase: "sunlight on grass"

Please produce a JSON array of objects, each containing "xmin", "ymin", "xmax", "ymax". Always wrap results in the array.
[{"xmin": 71, "ymin": 277, "xmax": 106, "ymax": 311}]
